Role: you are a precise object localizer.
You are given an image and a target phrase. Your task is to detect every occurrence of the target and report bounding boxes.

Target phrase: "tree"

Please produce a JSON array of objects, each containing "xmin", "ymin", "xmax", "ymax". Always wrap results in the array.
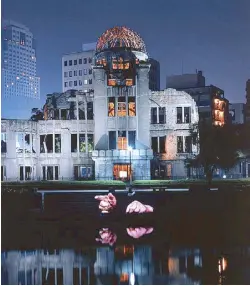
[
  {"xmin": 186, "ymin": 122, "xmax": 239, "ymax": 185},
  {"xmin": 30, "ymin": 108, "xmax": 44, "ymax": 121}
]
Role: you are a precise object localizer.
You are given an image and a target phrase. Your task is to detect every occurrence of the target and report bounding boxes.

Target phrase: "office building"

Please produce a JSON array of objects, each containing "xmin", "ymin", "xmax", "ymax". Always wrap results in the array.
[
  {"xmin": 149, "ymin": 58, "xmax": 160, "ymax": 91},
  {"xmin": 166, "ymin": 72, "xmax": 229, "ymax": 126},
  {"xmin": 166, "ymin": 70, "xmax": 205, "ymax": 89},
  {"xmin": 62, "ymin": 43, "xmax": 96, "ymax": 93},
  {"xmin": 1, "ymin": 20, "xmax": 40, "ymax": 119}
]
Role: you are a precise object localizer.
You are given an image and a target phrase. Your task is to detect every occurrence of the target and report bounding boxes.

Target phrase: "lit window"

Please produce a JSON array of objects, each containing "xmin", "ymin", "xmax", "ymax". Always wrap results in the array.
[
  {"xmin": 108, "ymin": 97, "xmax": 115, "ymax": 117},
  {"xmin": 118, "ymin": 97, "xmax": 126, "ymax": 117},
  {"xmin": 128, "ymin": 97, "xmax": 136, "ymax": 116},
  {"xmin": 84, "ymin": 80, "xmax": 88, "ymax": 85},
  {"xmin": 118, "ymin": 131, "xmax": 127, "ymax": 150}
]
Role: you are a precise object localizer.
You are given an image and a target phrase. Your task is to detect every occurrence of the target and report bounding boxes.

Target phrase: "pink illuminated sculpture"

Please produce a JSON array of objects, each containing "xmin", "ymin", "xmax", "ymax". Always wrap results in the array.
[
  {"xmin": 96, "ymin": 228, "xmax": 117, "ymax": 246},
  {"xmin": 95, "ymin": 194, "xmax": 154, "ymax": 214},
  {"xmin": 126, "ymin": 227, "xmax": 154, "ymax": 239},
  {"xmin": 94, "ymin": 193, "xmax": 117, "ymax": 213}
]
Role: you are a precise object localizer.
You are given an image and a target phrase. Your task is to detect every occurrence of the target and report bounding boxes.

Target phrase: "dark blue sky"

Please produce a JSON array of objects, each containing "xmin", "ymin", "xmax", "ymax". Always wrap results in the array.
[{"xmin": 3, "ymin": 0, "xmax": 250, "ymax": 105}]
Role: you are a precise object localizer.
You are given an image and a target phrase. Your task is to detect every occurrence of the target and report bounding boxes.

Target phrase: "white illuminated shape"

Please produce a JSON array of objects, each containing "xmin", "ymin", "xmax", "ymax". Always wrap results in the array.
[
  {"xmin": 128, "ymin": 146, "xmax": 133, "ymax": 152},
  {"xmin": 130, "ymin": 273, "xmax": 135, "ymax": 285},
  {"xmin": 119, "ymin": 171, "xmax": 127, "ymax": 178},
  {"xmin": 223, "ymin": 175, "xmax": 227, "ymax": 179}
]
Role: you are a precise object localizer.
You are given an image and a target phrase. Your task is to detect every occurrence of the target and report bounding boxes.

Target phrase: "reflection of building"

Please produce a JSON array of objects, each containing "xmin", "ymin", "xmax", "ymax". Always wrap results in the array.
[
  {"xmin": 149, "ymin": 58, "xmax": 160, "ymax": 91},
  {"xmin": 166, "ymin": 71, "xmax": 229, "ymax": 126},
  {"xmin": 1, "ymin": 247, "xmax": 206, "ymax": 285},
  {"xmin": 1, "ymin": 20, "xmax": 41, "ymax": 119},
  {"xmin": 62, "ymin": 43, "xmax": 96, "ymax": 92},
  {"xmin": 229, "ymin": 103, "xmax": 245, "ymax": 124}
]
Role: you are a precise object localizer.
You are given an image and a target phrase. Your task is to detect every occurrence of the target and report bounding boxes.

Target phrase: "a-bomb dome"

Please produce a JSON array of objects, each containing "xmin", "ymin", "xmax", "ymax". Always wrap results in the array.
[{"xmin": 96, "ymin": 26, "xmax": 146, "ymax": 54}]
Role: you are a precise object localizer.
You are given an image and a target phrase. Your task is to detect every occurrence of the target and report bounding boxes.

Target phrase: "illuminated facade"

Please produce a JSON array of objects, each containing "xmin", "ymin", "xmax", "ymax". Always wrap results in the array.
[
  {"xmin": 1, "ymin": 20, "xmax": 40, "ymax": 119},
  {"xmin": 1, "ymin": 26, "xmax": 201, "ymax": 181},
  {"xmin": 150, "ymin": 89, "xmax": 199, "ymax": 178},
  {"xmin": 92, "ymin": 26, "xmax": 152, "ymax": 180}
]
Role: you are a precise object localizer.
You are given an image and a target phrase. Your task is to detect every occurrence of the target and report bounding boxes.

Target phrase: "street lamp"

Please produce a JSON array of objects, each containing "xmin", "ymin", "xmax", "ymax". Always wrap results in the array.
[{"xmin": 128, "ymin": 146, "xmax": 133, "ymax": 185}]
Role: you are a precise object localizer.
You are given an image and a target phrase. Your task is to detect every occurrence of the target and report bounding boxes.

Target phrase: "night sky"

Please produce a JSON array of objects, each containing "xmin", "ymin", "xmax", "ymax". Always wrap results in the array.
[{"xmin": 2, "ymin": 0, "xmax": 250, "ymax": 105}]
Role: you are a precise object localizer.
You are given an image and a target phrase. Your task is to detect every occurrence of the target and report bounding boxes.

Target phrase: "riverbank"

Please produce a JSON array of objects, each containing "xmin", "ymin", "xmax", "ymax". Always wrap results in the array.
[{"xmin": 2, "ymin": 178, "xmax": 250, "ymax": 192}]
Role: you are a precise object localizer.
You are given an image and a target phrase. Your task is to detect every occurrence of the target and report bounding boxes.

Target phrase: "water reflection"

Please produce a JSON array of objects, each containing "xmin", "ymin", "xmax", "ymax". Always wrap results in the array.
[{"xmin": 2, "ymin": 246, "xmax": 250, "ymax": 285}]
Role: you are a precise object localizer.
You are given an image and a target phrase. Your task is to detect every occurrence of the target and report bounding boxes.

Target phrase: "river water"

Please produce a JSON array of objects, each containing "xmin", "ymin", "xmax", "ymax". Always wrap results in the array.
[{"xmin": 2, "ymin": 191, "xmax": 250, "ymax": 285}]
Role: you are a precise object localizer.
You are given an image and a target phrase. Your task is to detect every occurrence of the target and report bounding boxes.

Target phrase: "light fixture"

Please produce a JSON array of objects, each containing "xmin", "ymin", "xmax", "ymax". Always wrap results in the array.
[{"xmin": 130, "ymin": 273, "xmax": 135, "ymax": 285}]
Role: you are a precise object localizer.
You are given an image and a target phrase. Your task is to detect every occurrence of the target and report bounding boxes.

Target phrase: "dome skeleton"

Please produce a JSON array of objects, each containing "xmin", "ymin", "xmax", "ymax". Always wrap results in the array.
[{"xmin": 96, "ymin": 26, "xmax": 147, "ymax": 54}]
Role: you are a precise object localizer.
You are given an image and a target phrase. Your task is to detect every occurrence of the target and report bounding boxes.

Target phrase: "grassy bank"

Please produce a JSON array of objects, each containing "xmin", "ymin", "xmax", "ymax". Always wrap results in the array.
[
  {"xmin": 131, "ymin": 178, "xmax": 250, "ymax": 190},
  {"xmin": 1, "ymin": 180, "xmax": 126, "ymax": 192}
]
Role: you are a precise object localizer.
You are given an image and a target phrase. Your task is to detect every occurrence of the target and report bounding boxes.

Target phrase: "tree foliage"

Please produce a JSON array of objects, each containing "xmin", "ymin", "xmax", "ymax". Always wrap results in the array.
[
  {"xmin": 187, "ymin": 122, "xmax": 240, "ymax": 184},
  {"xmin": 30, "ymin": 108, "xmax": 44, "ymax": 121}
]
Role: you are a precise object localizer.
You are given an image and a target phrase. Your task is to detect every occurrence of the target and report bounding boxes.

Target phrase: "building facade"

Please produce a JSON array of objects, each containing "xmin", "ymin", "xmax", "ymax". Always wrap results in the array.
[
  {"xmin": 1, "ymin": 87, "xmax": 199, "ymax": 182},
  {"xmin": 1, "ymin": 27, "xmax": 200, "ymax": 182},
  {"xmin": 1, "ymin": 20, "xmax": 40, "ymax": 119},
  {"xmin": 62, "ymin": 43, "xmax": 96, "ymax": 93},
  {"xmin": 150, "ymin": 89, "xmax": 199, "ymax": 179}
]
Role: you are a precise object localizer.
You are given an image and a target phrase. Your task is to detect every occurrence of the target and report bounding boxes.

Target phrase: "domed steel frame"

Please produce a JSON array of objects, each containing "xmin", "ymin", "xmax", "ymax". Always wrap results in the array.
[{"xmin": 96, "ymin": 26, "xmax": 147, "ymax": 54}]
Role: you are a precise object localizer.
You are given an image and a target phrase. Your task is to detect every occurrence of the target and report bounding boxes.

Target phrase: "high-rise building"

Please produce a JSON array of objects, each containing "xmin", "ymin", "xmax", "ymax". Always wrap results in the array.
[
  {"xmin": 62, "ymin": 43, "xmax": 96, "ymax": 93},
  {"xmin": 149, "ymin": 58, "xmax": 160, "ymax": 91},
  {"xmin": 1, "ymin": 20, "xmax": 40, "ymax": 119}
]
